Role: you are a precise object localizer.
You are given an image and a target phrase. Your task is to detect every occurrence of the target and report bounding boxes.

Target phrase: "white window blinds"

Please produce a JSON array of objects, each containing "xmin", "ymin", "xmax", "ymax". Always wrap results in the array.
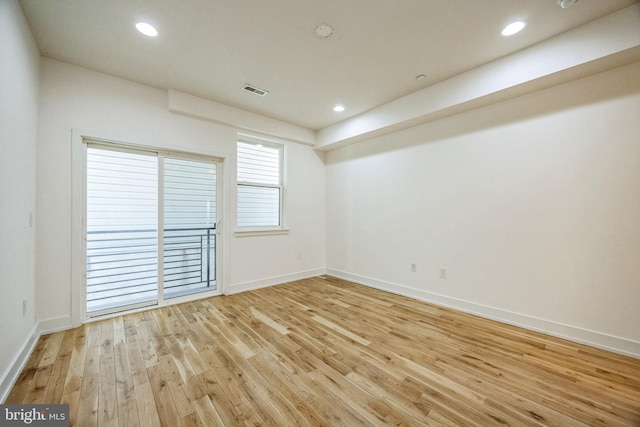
[{"xmin": 237, "ymin": 140, "xmax": 283, "ymax": 227}]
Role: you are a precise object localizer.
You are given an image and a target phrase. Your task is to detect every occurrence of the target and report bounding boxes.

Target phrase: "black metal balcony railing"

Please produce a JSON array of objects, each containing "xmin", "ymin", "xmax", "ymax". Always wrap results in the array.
[{"xmin": 86, "ymin": 226, "xmax": 216, "ymax": 313}]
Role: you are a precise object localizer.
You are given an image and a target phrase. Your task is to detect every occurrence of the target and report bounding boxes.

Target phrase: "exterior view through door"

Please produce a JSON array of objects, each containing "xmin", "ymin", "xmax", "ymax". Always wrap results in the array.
[{"xmin": 85, "ymin": 143, "xmax": 220, "ymax": 317}]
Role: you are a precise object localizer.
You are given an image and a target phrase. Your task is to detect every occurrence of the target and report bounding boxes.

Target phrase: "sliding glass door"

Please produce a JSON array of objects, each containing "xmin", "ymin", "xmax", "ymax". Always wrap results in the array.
[{"xmin": 85, "ymin": 143, "xmax": 220, "ymax": 317}]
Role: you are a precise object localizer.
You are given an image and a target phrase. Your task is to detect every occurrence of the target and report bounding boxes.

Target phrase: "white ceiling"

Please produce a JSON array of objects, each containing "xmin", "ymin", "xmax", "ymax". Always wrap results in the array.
[{"xmin": 19, "ymin": 0, "xmax": 639, "ymax": 131}]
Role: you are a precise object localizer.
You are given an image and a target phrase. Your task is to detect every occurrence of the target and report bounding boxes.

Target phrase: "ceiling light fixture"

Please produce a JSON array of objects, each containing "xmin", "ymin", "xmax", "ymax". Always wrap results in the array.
[
  {"xmin": 333, "ymin": 105, "xmax": 345, "ymax": 112},
  {"xmin": 136, "ymin": 22, "xmax": 158, "ymax": 37},
  {"xmin": 501, "ymin": 21, "xmax": 526, "ymax": 36}
]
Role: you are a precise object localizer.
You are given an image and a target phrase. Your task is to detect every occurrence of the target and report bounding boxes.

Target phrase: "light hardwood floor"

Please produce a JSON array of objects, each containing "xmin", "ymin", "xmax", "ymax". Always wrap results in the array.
[{"xmin": 7, "ymin": 276, "xmax": 640, "ymax": 426}]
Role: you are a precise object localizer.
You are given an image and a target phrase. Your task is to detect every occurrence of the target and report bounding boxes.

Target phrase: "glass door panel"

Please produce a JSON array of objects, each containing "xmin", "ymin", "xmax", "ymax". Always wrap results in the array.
[
  {"xmin": 86, "ymin": 146, "xmax": 158, "ymax": 314},
  {"xmin": 163, "ymin": 157, "xmax": 217, "ymax": 299}
]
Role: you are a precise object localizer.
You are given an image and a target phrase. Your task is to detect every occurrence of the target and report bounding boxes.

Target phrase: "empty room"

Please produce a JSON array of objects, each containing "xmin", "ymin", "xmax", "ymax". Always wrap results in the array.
[{"xmin": 2, "ymin": 0, "xmax": 640, "ymax": 425}]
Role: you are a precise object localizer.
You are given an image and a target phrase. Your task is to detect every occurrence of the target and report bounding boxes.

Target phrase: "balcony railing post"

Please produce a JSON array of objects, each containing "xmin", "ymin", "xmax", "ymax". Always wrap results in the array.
[{"xmin": 206, "ymin": 227, "xmax": 211, "ymax": 287}]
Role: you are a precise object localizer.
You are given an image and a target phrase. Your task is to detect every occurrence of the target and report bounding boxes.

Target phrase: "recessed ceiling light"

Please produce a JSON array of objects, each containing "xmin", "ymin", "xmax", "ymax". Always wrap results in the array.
[
  {"xmin": 333, "ymin": 105, "xmax": 345, "ymax": 112},
  {"xmin": 136, "ymin": 22, "xmax": 158, "ymax": 37},
  {"xmin": 501, "ymin": 21, "xmax": 526, "ymax": 36}
]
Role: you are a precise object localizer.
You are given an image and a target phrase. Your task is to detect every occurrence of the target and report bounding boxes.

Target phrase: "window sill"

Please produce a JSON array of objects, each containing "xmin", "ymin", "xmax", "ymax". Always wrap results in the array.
[{"xmin": 234, "ymin": 228, "xmax": 290, "ymax": 237}]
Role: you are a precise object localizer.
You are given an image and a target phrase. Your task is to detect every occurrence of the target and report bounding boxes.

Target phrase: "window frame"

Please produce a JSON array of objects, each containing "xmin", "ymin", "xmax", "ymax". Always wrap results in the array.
[{"xmin": 235, "ymin": 135, "xmax": 287, "ymax": 235}]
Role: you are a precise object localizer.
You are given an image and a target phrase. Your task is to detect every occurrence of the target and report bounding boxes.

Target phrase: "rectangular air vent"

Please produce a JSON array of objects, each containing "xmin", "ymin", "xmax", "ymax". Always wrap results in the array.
[{"xmin": 242, "ymin": 84, "xmax": 269, "ymax": 97}]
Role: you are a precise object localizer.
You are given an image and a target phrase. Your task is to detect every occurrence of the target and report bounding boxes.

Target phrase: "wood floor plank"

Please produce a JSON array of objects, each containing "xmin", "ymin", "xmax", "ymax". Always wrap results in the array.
[
  {"xmin": 146, "ymin": 363, "xmax": 182, "ymax": 427},
  {"xmin": 157, "ymin": 354, "xmax": 193, "ymax": 419},
  {"xmin": 112, "ymin": 316, "xmax": 126, "ymax": 347},
  {"xmin": 201, "ymin": 347, "xmax": 266, "ymax": 426},
  {"xmin": 42, "ymin": 328, "xmax": 76, "ymax": 404},
  {"xmin": 133, "ymin": 382, "xmax": 161, "ymax": 427},
  {"xmin": 5, "ymin": 333, "xmax": 51, "ymax": 404},
  {"xmin": 38, "ymin": 331, "xmax": 65, "ymax": 368},
  {"xmin": 308, "ymin": 362, "xmax": 392, "ymax": 426},
  {"xmin": 7, "ymin": 276, "xmax": 640, "ymax": 426},
  {"xmin": 114, "ymin": 341, "xmax": 136, "ymax": 422},
  {"xmin": 77, "ymin": 373, "xmax": 100, "ymax": 427},
  {"xmin": 195, "ymin": 363, "xmax": 244, "ymax": 426},
  {"xmin": 61, "ymin": 324, "xmax": 88, "ymax": 427},
  {"xmin": 191, "ymin": 395, "xmax": 225, "ymax": 426},
  {"xmin": 117, "ymin": 399, "xmax": 139, "ymax": 427},
  {"xmin": 22, "ymin": 363, "xmax": 53, "ymax": 404},
  {"xmin": 132, "ymin": 313, "xmax": 159, "ymax": 369},
  {"xmin": 76, "ymin": 322, "xmax": 102, "ymax": 427},
  {"xmin": 126, "ymin": 336, "xmax": 149, "ymax": 388},
  {"xmin": 98, "ymin": 321, "xmax": 117, "ymax": 427}
]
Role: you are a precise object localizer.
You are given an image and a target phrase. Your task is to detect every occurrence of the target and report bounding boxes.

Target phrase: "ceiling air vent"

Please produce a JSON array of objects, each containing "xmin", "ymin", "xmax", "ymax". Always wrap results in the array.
[{"xmin": 242, "ymin": 84, "xmax": 269, "ymax": 97}]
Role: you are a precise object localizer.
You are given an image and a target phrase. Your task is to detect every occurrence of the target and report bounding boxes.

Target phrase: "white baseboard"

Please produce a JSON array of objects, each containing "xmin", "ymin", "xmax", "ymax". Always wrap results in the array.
[
  {"xmin": 227, "ymin": 268, "xmax": 326, "ymax": 295},
  {"xmin": 0, "ymin": 323, "xmax": 40, "ymax": 403},
  {"xmin": 326, "ymin": 268, "xmax": 640, "ymax": 359},
  {"xmin": 1, "ymin": 315, "xmax": 74, "ymax": 403},
  {"xmin": 39, "ymin": 315, "xmax": 72, "ymax": 335}
]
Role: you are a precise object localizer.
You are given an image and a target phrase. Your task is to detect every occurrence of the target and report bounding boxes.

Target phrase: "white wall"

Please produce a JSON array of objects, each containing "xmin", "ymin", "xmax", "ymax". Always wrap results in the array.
[
  {"xmin": 37, "ymin": 58, "xmax": 325, "ymax": 329},
  {"xmin": 326, "ymin": 61, "xmax": 640, "ymax": 357},
  {"xmin": 0, "ymin": 0, "xmax": 40, "ymax": 400}
]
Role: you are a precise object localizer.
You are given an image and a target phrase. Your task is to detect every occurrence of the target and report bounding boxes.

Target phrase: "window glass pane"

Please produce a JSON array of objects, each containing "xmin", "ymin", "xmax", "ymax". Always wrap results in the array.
[
  {"xmin": 237, "ymin": 141, "xmax": 280, "ymax": 185},
  {"xmin": 164, "ymin": 158, "xmax": 216, "ymax": 228},
  {"xmin": 237, "ymin": 185, "xmax": 280, "ymax": 227}
]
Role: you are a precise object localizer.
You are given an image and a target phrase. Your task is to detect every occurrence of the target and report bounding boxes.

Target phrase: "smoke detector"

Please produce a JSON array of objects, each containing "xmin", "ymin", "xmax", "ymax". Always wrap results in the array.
[
  {"xmin": 558, "ymin": 0, "xmax": 579, "ymax": 9},
  {"xmin": 316, "ymin": 24, "xmax": 333, "ymax": 38},
  {"xmin": 242, "ymin": 84, "xmax": 269, "ymax": 97}
]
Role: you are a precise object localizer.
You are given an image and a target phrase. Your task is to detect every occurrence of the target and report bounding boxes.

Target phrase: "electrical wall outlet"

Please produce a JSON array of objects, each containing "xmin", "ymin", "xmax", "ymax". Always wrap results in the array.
[
  {"xmin": 439, "ymin": 267, "xmax": 448, "ymax": 279},
  {"xmin": 410, "ymin": 263, "xmax": 417, "ymax": 273}
]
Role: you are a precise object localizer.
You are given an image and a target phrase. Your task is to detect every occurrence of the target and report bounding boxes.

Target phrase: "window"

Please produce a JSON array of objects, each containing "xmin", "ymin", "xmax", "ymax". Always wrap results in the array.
[{"xmin": 237, "ymin": 138, "xmax": 284, "ymax": 229}]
